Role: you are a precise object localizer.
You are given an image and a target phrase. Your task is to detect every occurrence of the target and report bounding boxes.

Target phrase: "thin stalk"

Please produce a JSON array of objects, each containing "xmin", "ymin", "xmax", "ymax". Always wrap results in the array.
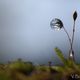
[
  {"xmin": 63, "ymin": 26, "xmax": 75, "ymax": 60},
  {"xmin": 69, "ymin": 21, "xmax": 75, "ymax": 61},
  {"xmin": 71, "ymin": 21, "xmax": 75, "ymax": 50},
  {"xmin": 63, "ymin": 27, "xmax": 72, "ymax": 49}
]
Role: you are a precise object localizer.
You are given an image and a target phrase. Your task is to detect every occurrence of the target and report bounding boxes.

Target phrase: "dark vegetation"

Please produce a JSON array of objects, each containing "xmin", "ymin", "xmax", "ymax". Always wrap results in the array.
[{"xmin": 0, "ymin": 48, "xmax": 80, "ymax": 80}]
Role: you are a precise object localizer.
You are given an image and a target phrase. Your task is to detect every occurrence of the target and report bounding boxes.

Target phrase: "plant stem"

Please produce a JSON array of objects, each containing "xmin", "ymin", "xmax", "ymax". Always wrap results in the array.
[
  {"xmin": 63, "ymin": 26, "xmax": 75, "ymax": 61},
  {"xmin": 63, "ymin": 27, "xmax": 72, "ymax": 49},
  {"xmin": 68, "ymin": 21, "xmax": 76, "ymax": 61},
  {"xmin": 69, "ymin": 21, "xmax": 75, "ymax": 61},
  {"xmin": 71, "ymin": 21, "xmax": 75, "ymax": 50}
]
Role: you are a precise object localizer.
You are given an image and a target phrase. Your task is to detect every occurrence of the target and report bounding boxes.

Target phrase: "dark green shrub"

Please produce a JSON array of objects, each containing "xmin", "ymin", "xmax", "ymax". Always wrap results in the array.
[{"xmin": 9, "ymin": 60, "xmax": 35, "ymax": 75}]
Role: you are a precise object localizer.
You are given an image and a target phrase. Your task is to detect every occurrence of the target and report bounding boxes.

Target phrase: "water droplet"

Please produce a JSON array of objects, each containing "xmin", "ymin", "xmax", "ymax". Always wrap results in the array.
[
  {"xmin": 50, "ymin": 18, "xmax": 63, "ymax": 30},
  {"xmin": 70, "ymin": 53, "xmax": 73, "ymax": 57}
]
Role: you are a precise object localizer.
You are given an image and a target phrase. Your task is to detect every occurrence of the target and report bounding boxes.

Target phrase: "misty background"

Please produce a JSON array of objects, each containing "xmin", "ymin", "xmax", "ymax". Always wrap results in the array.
[{"xmin": 0, "ymin": 0, "xmax": 80, "ymax": 65}]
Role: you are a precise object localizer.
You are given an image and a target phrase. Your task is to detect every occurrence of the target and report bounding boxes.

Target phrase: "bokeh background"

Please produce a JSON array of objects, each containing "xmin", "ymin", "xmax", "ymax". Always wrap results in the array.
[{"xmin": 0, "ymin": 0, "xmax": 80, "ymax": 65}]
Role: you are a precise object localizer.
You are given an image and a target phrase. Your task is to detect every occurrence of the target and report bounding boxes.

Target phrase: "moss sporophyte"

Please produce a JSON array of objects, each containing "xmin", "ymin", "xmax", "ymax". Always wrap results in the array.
[
  {"xmin": 50, "ymin": 11, "xmax": 77, "ymax": 61},
  {"xmin": 50, "ymin": 11, "xmax": 80, "ymax": 79}
]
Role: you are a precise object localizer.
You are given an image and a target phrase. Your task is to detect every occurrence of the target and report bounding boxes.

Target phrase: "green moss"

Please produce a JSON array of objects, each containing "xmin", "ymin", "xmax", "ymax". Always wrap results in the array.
[
  {"xmin": 54, "ymin": 47, "xmax": 80, "ymax": 79},
  {"xmin": 0, "ymin": 71, "xmax": 12, "ymax": 80},
  {"xmin": 9, "ymin": 60, "xmax": 35, "ymax": 75}
]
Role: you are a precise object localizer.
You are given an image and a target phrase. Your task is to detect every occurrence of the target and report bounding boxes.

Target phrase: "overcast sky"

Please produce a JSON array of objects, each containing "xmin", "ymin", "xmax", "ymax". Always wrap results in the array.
[{"xmin": 0, "ymin": 0, "xmax": 80, "ymax": 65}]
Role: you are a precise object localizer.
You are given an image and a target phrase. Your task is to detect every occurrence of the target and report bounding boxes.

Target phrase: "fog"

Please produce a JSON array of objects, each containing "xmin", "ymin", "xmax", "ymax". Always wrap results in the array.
[{"xmin": 0, "ymin": 0, "xmax": 80, "ymax": 65}]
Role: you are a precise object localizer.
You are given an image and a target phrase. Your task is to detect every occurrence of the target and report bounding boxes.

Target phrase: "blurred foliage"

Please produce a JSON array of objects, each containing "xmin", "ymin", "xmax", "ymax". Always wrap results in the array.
[
  {"xmin": 9, "ymin": 59, "xmax": 35, "ymax": 75},
  {"xmin": 38, "ymin": 65, "xmax": 48, "ymax": 72},
  {"xmin": 0, "ymin": 49, "xmax": 80, "ymax": 80},
  {"xmin": 0, "ymin": 69, "xmax": 12, "ymax": 80},
  {"xmin": 0, "ymin": 74, "xmax": 11, "ymax": 80},
  {"xmin": 54, "ymin": 47, "xmax": 80, "ymax": 79}
]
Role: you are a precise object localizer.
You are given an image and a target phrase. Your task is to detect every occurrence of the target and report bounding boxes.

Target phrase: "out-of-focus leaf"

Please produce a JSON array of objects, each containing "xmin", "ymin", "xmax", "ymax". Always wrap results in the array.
[
  {"xmin": 54, "ymin": 47, "xmax": 80, "ymax": 71},
  {"xmin": 54, "ymin": 47, "xmax": 68, "ymax": 66}
]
